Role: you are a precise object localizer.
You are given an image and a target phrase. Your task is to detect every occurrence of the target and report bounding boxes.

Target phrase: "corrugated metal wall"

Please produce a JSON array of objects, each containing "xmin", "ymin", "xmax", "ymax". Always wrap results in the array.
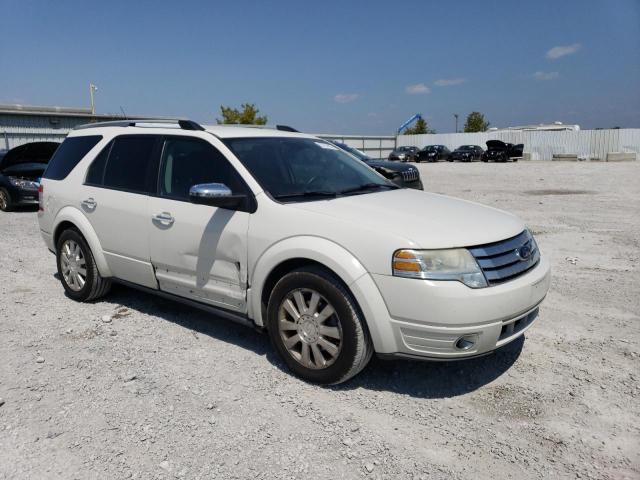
[
  {"xmin": 316, "ymin": 134, "xmax": 396, "ymax": 160},
  {"xmin": 3, "ymin": 114, "xmax": 638, "ymax": 162},
  {"xmin": 398, "ymin": 129, "xmax": 640, "ymax": 161},
  {"xmin": 0, "ymin": 113, "xmax": 84, "ymax": 149}
]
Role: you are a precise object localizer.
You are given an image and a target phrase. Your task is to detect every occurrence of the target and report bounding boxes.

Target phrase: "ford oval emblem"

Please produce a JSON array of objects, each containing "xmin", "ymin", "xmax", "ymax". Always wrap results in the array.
[{"xmin": 515, "ymin": 240, "xmax": 533, "ymax": 261}]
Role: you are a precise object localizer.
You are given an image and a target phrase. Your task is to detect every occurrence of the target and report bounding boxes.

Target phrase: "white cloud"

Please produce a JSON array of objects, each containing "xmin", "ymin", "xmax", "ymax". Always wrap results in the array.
[
  {"xmin": 434, "ymin": 78, "xmax": 466, "ymax": 87},
  {"xmin": 533, "ymin": 71, "xmax": 560, "ymax": 81},
  {"xmin": 546, "ymin": 43, "xmax": 581, "ymax": 60},
  {"xmin": 333, "ymin": 93, "xmax": 359, "ymax": 103},
  {"xmin": 405, "ymin": 83, "xmax": 431, "ymax": 95}
]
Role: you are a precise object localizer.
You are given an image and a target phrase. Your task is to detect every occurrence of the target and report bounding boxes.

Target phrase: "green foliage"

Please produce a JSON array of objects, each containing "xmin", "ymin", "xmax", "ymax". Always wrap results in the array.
[
  {"xmin": 463, "ymin": 112, "xmax": 490, "ymax": 132},
  {"xmin": 216, "ymin": 103, "xmax": 267, "ymax": 125},
  {"xmin": 403, "ymin": 117, "xmax": 436, "ymax": 135}
]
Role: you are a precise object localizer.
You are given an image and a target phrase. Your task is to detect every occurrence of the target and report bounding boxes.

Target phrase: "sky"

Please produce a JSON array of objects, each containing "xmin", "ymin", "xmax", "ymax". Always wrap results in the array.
[{"xmin": 0, "ymin": 0, "xmax": 639, "ymax": 134}]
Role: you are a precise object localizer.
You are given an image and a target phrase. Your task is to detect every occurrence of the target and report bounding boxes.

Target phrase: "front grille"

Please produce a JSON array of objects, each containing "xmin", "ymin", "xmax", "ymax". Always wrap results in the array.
[
  {"xmin": 401, "ymin": 169, "xmax": 419, "ymax": 182},
  {"xmin": 498, "ymin": 307, "xmax": 539, "ymax": 341},
  {"xmin": 468, "ymin": 230, "xmax": 539, "ymax": 285}
]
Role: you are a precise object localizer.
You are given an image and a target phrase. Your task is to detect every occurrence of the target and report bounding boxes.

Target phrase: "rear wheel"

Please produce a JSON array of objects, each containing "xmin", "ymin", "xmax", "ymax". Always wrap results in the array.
[
  {"xmin": 267, "ymin": 267, "xmax": 373, "ymax": 384},
  {"xmin": 56, "ymin": 229, "xmax": 111, "ymax": 302},
  {"xmin": 0, "ymin": 189, "xmax": 12, "ymax": 212}
]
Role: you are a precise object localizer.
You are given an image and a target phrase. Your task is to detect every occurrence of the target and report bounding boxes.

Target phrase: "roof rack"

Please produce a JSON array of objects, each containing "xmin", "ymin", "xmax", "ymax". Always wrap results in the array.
[
  {"xmin": 74, "ymin": 119, "xmax": 205, "ymax": 131},
  {"xmin": 211, "ymin": 124, "xmax": 299, "ymax": 133}
]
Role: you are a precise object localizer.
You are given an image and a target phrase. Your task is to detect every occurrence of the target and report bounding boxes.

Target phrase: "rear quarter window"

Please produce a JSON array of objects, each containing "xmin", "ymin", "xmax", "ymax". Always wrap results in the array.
[{"xmin": 43, "ymin": 135, "xmax": 102, "ymax": 180}]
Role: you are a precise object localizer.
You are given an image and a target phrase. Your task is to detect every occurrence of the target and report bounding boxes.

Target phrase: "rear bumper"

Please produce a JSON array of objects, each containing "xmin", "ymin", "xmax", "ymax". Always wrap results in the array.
[
  {"xmin": 357, "ymin": 257, "xmax": 551, "ymax": 359},
  {"xmin": 40, "ymin": 229, "xmax": 54, "ymax": 251}
]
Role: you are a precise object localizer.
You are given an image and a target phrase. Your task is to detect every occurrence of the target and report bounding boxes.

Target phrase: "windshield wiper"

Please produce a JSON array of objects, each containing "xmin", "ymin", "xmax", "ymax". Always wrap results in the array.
[
  {"xmin": 339, "ymin": 183, "xmax": 398, "ymax": 195},
  {"xmin": 274, "ymin": 190, "xmax": 337, "ymax": 200}
]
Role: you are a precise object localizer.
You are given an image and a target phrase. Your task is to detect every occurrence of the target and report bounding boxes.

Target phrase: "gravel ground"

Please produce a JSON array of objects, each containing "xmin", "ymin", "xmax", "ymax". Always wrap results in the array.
[{"xmin": 1, "ymin": 161, "xmax": 638, "ymax": 480}]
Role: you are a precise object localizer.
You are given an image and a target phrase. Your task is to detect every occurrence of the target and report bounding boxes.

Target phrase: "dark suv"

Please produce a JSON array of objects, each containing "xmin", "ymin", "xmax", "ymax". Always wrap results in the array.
[
  {"xmin": 388, "ymin": 146, "xmax": 419, "ymax": 162},
  {"xmin": 416, "ymin": 145, "xmax": 451, "ymax": 162},
  {"xmin": 330, "ymin": 142, "xmax": 423, "ymax": 190},
  {"xmin": 482, "ymin": 140, "xmax": 524, "ymax": 162},
  {"xmin": 449, "ymin": 145, "xmax": 484, "ymax": 162},
  {"xmin": 0, "ymin": 141, "xmax": 59, "ymax": 211}
]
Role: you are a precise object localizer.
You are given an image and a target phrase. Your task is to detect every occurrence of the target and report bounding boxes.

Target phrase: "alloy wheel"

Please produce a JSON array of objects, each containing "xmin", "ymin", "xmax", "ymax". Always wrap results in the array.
[
  {"xmin": 278, "ymin": 288, "xmax": 343, "ymax": 369},
  {"xmin": 60, "ymin": 239, "xmax": 87, "ymax": 291}
]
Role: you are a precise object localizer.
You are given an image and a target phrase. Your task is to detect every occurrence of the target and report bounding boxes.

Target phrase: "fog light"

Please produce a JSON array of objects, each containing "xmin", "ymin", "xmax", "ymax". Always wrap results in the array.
[{"xmin": 455, "ymin": 334, "xmax": 477, "ymax": 351}]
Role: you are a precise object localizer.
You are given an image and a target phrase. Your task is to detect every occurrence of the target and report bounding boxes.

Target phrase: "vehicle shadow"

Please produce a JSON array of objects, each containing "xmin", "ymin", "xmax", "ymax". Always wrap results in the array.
[
  {"xmin": 99, "ymin": 282, "xmax": 523, "ymax": 399},
  {"xmin": 5, "ymin": 205, "xmax": 38, "ymax": 213},
  {"xmin": 331, "ymin": 338, "xmax": 524, "ymax": 398}
]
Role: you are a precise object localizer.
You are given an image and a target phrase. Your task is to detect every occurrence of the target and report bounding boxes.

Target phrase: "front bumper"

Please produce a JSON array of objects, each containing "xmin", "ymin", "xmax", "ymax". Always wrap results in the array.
[
  {"xmin": 14, "ymin": 188, "xmax": 39, "ymax": 205},
  {"xmin": 365, "ymin": 257, "xmax": 551, "ymax": 359}
]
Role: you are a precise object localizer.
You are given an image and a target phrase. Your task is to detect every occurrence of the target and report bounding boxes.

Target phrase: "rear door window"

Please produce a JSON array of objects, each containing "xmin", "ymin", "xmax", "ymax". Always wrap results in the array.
[
  {"xmin": 95, "ymin": 136, "xmax": 159, "ymax": 194},
  {"xmin": 43, "ymin": 136, "xmax": 102, "ymax": 180}
]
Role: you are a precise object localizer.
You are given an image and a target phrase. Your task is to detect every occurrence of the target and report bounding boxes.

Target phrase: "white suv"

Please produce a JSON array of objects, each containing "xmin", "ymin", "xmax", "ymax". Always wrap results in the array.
[{"xmin": 38, "ymin": 120, "xmax": 550, "ymax": 384}]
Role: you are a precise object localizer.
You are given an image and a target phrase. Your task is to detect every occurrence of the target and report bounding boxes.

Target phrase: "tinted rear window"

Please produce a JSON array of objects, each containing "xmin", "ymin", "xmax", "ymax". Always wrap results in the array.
[
  {"xmin": 85, "ymin": 141, "xmax": 112, "ymax": 186},
  {"xmin": 102, "ymin": 136, "xmax": 157, "ymax": 193},
  {"xmin": 43, "ymin": 136, "xmax": 102, "ymax": 180}
]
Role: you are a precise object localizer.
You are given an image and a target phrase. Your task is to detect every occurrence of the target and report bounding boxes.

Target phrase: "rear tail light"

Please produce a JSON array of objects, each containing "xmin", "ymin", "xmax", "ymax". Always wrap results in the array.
[{"xmin": 38, "ymin": 184, "xmax": 44, "ymax": 211}]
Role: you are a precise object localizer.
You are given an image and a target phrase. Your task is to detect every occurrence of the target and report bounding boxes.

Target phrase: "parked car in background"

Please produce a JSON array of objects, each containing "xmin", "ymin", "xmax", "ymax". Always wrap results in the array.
[
  {"xmin": 39, "ymin": 120, "xmax": 550, "ymax": 384},
  {"xmin": 0, "ymin": 141, "xmax": 59, "ymax": 211},
  {"xmin": 416, "ymin": 145, "xmax": 450, "ymax": 162},
  {"xmin": 449, "ymin": 145, "xmax": 484, "ymax": 162},
  {"xmin": 482, "ymin": 140, "xmax": 524, "ymax": 162},
  {"xmin": 330, "ymin": 141, "xmax": 422, "ymax": 190},
  {"xmin": 388, "ymin": 146, "xmax": 419, "ymax": 162}
]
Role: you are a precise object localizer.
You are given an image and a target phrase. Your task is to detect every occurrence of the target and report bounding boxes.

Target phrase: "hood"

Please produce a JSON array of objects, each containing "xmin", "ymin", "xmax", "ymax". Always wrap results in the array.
[
  {"xmin": 288, "ymin": 189, "xmax": 524, "ymax": 249},
  {"xmin": 486, "ymin": 140, "xmax": 510, "ymax": 151},
  {"xmin": 0, "ymin": 142, "xmax": 59, "ymax": 171},
  {"xmin": 366, "ymin": 159, "xmax": 416, "ymax": 172},
  {"xmin": 2, "ymin": 163, "xmax": 47, "ymax": 178}
]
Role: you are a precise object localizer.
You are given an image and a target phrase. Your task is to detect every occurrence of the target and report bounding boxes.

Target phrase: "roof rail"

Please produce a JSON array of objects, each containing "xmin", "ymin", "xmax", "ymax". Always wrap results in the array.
[
  {"xmin": 275, "ymin": 125, "xmax": 298, "ymax": 132},
  {"xmin": 74, "ymin": 119, "xmax": 205, "ymax": 131},
  {"xmin": 211, "ymin": 124, "xmax": 299, "ymax": 132}
]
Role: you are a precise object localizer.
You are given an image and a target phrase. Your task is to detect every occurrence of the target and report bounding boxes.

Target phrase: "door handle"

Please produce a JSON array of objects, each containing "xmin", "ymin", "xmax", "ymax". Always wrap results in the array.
[
  {"xmin": 81, "ymin": 198, "xmax": 97, "ymax": 209},
  {"xmin": 152, "ymin": 212, "xmax": 174, "ymax": 225}
]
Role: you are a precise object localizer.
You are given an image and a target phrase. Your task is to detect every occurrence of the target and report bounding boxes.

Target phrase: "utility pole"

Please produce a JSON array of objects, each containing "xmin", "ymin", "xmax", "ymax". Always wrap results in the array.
[
  {"xmin": 89, "ymin": 83, "xmax": 98, "ymax": 115},
  {"xmin": 454, "ymin": 114, "xmax": 459, "ymax": 133}
]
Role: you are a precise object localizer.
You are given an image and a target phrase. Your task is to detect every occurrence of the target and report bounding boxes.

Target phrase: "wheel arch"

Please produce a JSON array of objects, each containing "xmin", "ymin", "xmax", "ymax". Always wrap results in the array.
[
  {"xmin": 249, "ymin": 236, "xmax": 369, "ymax": 328},
  {"xmin": 52, "ymin": 207, "xmax": 112, "ymax": 277}
]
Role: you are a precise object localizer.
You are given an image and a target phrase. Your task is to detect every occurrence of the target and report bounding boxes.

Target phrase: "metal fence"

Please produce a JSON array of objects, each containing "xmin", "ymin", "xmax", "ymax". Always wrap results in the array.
[
  {"xmin": 397, "ymin": 129, "xmax": 640, "ymax": 161},
  {"xmin": 3, "ymin": 118, "xmax": 638, "ymax": 163},
  {"xmin": 315, "ymin": 134, "xmax": 396, "ymax": 160}
]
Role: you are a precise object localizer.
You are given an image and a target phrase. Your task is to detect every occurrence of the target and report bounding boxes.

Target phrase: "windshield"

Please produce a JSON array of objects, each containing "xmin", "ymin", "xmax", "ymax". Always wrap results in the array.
[
  {"xmin": 223, "ymin": 137, "xmax": 393, "ymax": 201},
  {"xmin": 459, "ymin": 145, "xmax": 474, "ymax": 150},
  {"xmin": 337, "ymin": 143, "xmax": 370, "ymax": 162}
]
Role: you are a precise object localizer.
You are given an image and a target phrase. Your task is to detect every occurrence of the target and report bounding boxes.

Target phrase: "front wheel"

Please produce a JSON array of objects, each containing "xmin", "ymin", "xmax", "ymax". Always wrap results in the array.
[
  {"xmin": 0, "ymin": 189, "xmax": 12, "ymax": 212},
  {"xmin": 267, "ymin": 267, "xmax": 373, "ymax": 384},
  {"xmin": 56, "ymin": 229, "xmax": 111, "ymax": 302}
]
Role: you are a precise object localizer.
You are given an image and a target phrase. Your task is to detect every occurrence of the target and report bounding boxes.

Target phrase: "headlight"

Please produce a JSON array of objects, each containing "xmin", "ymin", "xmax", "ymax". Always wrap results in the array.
[
  {"xmin": 8, "ymin": 176, "xmax": 39, "ymax": 189},
  {"xmin": 392, "ymin": 248, "xmax": 487, "ymax": 288},
  {"xmin": 398, "ymin": 154, "xmax": 406, "ymax": 159}
]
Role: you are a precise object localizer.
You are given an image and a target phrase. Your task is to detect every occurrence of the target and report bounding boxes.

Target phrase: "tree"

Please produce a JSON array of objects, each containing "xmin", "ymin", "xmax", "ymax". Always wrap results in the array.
[
  {"xmin": 463, "ymin": 112, "xmax": 490, "ymax": 132},
  {"xmin": 403, "ymin": 117, "xmax": 436, "ymax": 135},
  {"xmin": 216, "ymin": 103, "xmax": 267, "ymax": 125}
]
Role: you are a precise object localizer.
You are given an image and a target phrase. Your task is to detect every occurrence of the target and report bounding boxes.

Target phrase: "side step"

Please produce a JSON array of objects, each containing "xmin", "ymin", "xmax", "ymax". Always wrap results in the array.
[{"xmin": 112, "ymin": 278, "xmax": 260, "ymax": 331}]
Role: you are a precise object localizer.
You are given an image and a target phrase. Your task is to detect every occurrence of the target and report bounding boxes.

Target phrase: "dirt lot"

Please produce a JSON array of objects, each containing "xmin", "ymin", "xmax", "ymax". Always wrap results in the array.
[{"xmin": 1, "ymin": 161, "xmax": 638, "ymax": 480}]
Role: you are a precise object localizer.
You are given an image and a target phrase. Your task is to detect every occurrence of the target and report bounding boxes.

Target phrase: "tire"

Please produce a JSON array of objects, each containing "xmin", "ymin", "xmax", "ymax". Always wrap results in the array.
[
  {"xmin": 267, "ymin": 266, "xmax": 373, "ymax": 384},
  {"xmin": 56, "ymin": 228, "xmax": 111, "ymax": 302},
  {"xmin": 0, "ymin": 189, "xmax": 13, "ymax": 212}
]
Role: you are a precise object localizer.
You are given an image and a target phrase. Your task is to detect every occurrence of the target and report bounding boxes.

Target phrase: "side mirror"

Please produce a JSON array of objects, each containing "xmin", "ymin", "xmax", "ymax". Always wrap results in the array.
[{"xmin": 189, "ymin": 183, "xmax": 246, "ymax": 209}]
